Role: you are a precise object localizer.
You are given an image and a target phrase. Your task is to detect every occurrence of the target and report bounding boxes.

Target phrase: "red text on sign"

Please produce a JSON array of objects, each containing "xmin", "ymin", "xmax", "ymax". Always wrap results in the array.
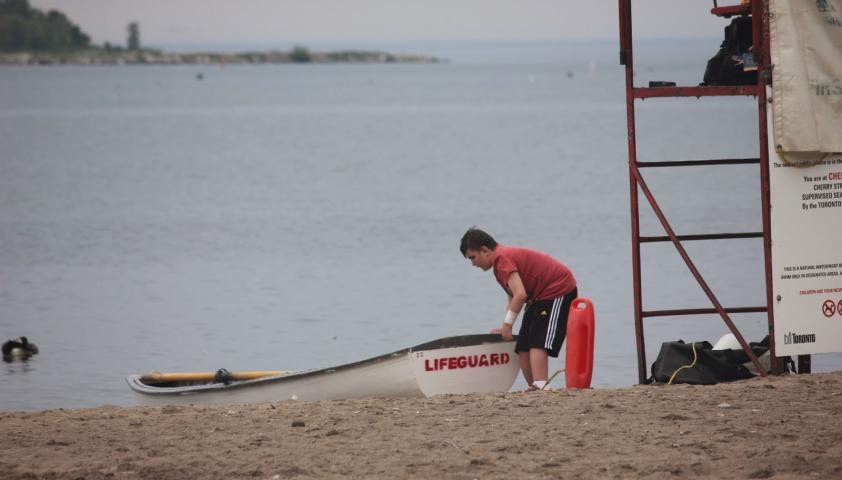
[{"xmin": 424, "ymin": 353, "xmax": 511, "ymax": 371}]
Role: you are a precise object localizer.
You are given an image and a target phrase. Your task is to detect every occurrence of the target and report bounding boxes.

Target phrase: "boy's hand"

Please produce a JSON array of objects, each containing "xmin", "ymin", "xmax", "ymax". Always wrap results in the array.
[
  {"xmin": 500, "ymin": 324, "xmax": 514, "ymax": 341},
  {"xmin": 491, "ymin": 325, "xmax": 514, "ymax": 341}
]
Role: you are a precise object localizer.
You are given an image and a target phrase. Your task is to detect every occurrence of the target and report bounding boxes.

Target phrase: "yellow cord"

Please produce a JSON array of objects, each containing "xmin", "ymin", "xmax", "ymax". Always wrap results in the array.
[
  {"xmin": 667, "ymin": 342, "xmax": 698, "ymax": 385},
  {"xmin": 543, "ymin": 368, "xmax": 565, "ymax": 390}
]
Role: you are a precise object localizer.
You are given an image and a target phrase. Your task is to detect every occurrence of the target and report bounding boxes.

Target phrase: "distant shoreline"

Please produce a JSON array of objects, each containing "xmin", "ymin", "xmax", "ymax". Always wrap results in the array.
[{"xmin": 0, "ymin": 49, "xmax": 444, "ymax": 66}]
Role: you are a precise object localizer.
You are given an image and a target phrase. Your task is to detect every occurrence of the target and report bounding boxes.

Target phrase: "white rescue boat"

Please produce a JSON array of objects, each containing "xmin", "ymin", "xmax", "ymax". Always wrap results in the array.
[{"xmin": 126, "ymin": 334, "xmax": 519, "ymax": 405}]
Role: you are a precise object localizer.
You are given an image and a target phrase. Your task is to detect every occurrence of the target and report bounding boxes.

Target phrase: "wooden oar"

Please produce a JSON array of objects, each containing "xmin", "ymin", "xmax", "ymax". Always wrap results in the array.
[{"xmin": 141, "ymin": 370, "xmax": 293, "ymax": 384}]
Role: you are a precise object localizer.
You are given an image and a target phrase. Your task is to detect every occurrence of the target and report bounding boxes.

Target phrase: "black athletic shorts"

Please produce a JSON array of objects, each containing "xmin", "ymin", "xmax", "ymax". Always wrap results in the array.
[{"xmin": 515, "ymin": 287, "xmax": 578, "ymax": 358}]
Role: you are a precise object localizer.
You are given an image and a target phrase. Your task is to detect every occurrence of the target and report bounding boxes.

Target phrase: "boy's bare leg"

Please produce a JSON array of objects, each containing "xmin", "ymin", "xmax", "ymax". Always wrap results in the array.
[
  {"xmin": 519, "ymin": 351, "xmax": 533, "ymax": 386},
  {"xmin": 529, "ymin": 348, "xmax": 549, "ymax": 383}
]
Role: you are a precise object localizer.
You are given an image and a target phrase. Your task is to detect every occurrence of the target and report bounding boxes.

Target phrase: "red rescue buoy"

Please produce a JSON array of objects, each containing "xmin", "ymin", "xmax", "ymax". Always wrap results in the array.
[{"xmin": 565, "ymin": 297, "xmax": 595, "ymax": 389}]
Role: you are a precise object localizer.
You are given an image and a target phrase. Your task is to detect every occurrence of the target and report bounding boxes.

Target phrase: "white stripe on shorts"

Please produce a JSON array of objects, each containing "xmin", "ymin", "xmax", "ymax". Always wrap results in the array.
[{"xmin": 545, "ymin": 296, "xmax": 563, "ymax": 350}]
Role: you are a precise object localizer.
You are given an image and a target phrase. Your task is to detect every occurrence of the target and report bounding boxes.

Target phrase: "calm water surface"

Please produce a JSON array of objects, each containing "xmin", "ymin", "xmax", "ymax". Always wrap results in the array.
[{"xmin": 2, "ymin": 42, "xmax": 839, "ymax": 411}]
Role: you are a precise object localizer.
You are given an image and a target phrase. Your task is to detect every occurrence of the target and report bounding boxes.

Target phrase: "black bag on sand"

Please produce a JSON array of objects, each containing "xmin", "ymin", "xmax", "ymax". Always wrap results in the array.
[
  {"xmin": 649, "ymin": 339, "xmax": 763, "ymax": 385},
  {"xmin": 729, "ymin": 335, "xmax": 771, "ymax": 365},
  {"xmin": 702, "ymin": 16, "xmax": 757, "ymax": 86}
]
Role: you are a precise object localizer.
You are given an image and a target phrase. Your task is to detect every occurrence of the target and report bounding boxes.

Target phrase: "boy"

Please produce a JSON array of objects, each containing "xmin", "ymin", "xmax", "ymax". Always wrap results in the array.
[{"xmin": 460, "ymin": 228, "xmax": 577, "ymax": 391}]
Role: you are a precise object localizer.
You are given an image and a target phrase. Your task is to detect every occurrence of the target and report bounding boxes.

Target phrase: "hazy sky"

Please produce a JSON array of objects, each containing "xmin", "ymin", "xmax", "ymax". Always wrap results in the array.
[{"xmin": 31, "ymin": 0, "xmax": 723, "ymax": 49}]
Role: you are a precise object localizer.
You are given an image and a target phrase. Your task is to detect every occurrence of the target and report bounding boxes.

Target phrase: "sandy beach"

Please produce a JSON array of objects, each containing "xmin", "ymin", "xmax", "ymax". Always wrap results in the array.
[{"xmin": 2, "ymin": 371, "xmax": 841, "ymax": 479}]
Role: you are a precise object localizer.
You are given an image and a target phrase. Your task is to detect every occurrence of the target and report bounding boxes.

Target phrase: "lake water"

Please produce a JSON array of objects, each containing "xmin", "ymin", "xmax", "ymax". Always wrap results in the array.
[{"xmin": 2, "ymin": 41, "xmax": 839, "ymax": 411}]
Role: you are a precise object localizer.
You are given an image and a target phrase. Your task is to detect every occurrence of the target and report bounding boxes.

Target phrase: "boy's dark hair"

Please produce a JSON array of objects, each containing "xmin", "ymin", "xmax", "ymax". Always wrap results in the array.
[{"xmin": 460, "ymin": 228, "xmax": 498, "ymax": 256}]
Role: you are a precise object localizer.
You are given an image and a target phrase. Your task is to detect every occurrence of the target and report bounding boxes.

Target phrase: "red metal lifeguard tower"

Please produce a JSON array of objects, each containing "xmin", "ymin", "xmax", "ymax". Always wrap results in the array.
[{"xmin": 618, "ymin": 0, "xmax": 810, "ymax": 383}]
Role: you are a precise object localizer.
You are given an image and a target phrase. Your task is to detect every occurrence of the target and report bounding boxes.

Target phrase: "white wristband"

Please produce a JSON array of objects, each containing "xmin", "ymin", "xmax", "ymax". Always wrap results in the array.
[{"xmin": 503, "ymin": 310, "xmax": 517, "ymax": 325}]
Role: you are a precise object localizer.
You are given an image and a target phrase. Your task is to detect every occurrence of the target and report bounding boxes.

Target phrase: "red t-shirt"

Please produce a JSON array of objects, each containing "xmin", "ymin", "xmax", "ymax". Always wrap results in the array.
[{"xmin": 492, "ymin": 245, "xmax": 576, "ymax": 301}]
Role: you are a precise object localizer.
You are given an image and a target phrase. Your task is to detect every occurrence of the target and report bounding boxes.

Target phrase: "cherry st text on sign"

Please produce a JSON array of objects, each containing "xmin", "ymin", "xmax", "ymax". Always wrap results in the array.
[{"xmin": 801, "ymin": 171, "xmax": 842, "ymax": 209}]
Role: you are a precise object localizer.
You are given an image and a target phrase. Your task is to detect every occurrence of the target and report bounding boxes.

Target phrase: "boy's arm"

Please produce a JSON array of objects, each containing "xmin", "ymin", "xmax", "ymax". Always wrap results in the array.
[
  {"xmin": 498, "ymin": 272, "xmax": 527, "ymax": 341},
  {"xmin": 505, "ymin": 272, "xmax": 528, "ymax": 314},
  {"xmin": 492, "ymin": 294, "xmax": 513, "ymax": 337}
]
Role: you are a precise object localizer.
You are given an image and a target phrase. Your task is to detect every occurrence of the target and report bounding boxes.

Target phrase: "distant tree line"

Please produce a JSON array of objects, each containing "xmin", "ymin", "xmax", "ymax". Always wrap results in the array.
[
  {"xmin": 0, "ymin": 1, "xmax": 440, "ymax": 65},
  {"xmin": 289, "ymin": 45, "xmax": 311, "ymax": 63},
  {"xmin": 0, "ymin": 0, "xmax": 90, "ymax": 52}
]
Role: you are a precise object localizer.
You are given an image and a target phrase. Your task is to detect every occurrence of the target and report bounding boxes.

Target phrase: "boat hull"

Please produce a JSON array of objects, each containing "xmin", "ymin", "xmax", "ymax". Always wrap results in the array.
[{"xmin": 126, "ymin": 334, "xmax": 519, "ymax": 405}]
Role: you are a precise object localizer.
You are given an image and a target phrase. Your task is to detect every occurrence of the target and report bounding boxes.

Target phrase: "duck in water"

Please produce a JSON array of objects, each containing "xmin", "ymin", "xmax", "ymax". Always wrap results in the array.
[{"xmin": 2, "ymin": 336, "xmax": 39, "ymax": 362}]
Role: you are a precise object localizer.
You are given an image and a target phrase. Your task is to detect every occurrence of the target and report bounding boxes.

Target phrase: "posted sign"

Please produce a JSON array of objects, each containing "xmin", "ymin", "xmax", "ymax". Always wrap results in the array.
[{"xmin": 769, "ymin": 129, "xmax": 842, "ymax": 356}]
